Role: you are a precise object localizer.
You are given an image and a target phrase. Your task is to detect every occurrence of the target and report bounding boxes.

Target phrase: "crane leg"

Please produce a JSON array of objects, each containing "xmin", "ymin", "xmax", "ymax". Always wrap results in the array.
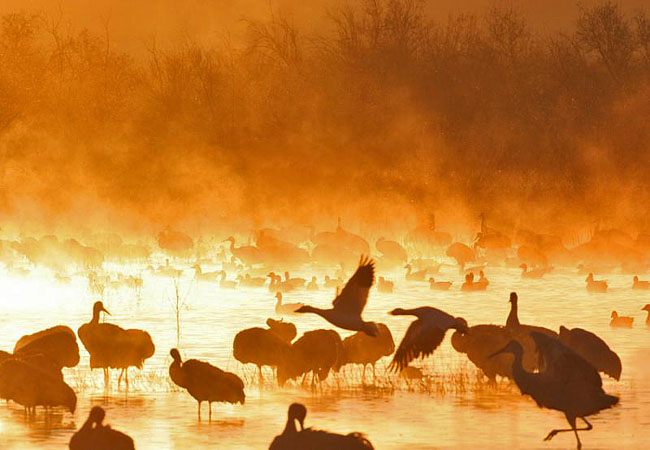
[
  {"xmin": 104, "ymin": 368, "xmax": 110, "ymax": 388},
  {"xmin": 209, "ymin": 402, "xmax": 212, "ymax": 421},
  {"xmin": 372, "ymin": 363, "xmax": 377, "ymax": 385},
  {"xmin": 543, "ymin": 415, "xmax": 592, "ymax": 449},
  {"xmin": 258, "ymin": 365, "xmax": 263, "ymax": 387},
  {"xmin": 125, "ymin": 368, "xmax": 129, "ymax": 389},
  {"xmin": 362, "ymin": 364, "xmax": 366, "ymax": 384},
  {"xmin": 197, "ymin": 401, "xmax": 202, "ymax": 421},
  {"xmin": 118, "ymin": 368, "xmax": 124, "ymax": 388}
]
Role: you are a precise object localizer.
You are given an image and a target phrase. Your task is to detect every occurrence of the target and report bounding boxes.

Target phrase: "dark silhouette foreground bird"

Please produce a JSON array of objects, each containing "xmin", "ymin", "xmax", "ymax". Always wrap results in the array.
[
  {"xmin": 277, "ymin": 329, "xmax": 342, "ymax": 388},
  {"xmin": 78, "ymin": 301, "xmax": 155, "ymax": 388},
  {"xmin": 233, "ymin": 327, "xmax": 291, "ymax": 385},
  {"xmin": 0, "ymin": 357, "xmax": 76, "ymax": 415},
  {"xmin": 270, "ymin": 403, "xmax": 374, "ymax": 449},
  {"xmin": 335, "ymin": 323, "xmax": 395, "ymax": 383},
  {"xmin": 296, "ymin": 257, "xmax": 379, "ymax": 337},
  {"xmin": 169, "ymin": 348, "xmax": 245, "ymax": 420},
  {"xmin": 491, "ymin": 332, "xmax": 618, "ymax": 449},
  {"xmin": 69, "ymin": 406, "xmax": 135, "ymax": 450},
  {"xmin": 389, "ymin": 307, "xmax": 468, "ymax": 371}
]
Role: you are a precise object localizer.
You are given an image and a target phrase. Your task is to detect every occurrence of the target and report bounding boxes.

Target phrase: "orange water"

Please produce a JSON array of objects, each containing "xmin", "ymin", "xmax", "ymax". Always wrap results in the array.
[{"xmin": 0, "ymin": 265, "xmax": 648, "ymax": 449}]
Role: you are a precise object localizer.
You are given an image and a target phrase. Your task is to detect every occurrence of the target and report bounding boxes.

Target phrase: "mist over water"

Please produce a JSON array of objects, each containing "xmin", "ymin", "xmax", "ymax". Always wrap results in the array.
[{"xmin": 0, "ymin": 0, "xmax": 649, "ymax": 237}]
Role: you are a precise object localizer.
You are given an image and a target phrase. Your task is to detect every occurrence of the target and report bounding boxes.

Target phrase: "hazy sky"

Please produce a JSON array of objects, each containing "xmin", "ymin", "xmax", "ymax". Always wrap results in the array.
[{"xmin": 3, "ymin": 0, "xmax": 649, "ymax": 53}]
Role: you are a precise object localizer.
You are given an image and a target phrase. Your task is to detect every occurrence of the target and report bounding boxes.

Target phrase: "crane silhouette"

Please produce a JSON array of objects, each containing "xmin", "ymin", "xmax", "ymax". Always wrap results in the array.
[
  {"xmin": 270, "ymin": 403, "xmax": 374, "ymax": 449},
  {"xmin": 296, "ymin": 256, "xmax": 379, "ymax": 337},
  {"xmin": 389, "ymin": 306, "xmax": 468, "ymax": 371},
  {"xmin": 78, "ymin": 301, "xmax": 155, "ymax": 388},
  {"xmin": 169, "ymin": 348, "xmax": 245, "ymax": 420},
  {"xmin": 491, "ymin": 332, "xmax": 618, "ymax": 449}
]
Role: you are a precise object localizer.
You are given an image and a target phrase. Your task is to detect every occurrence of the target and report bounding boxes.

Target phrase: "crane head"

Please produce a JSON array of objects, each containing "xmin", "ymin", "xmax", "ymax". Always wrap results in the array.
[
  {"xmin": 89, "ymin": 406, "xmax": 105, "ymax": 424},
  {"xmin": 93, "ymin": 301, "xmax": 110, "ymax": 316},
  {"xmin": 288, "ymin": 403, "xmax": 307, "ymax": 430},
  {"xmin": 642, "ymin": 304, "xmax": 650, "ymax": 312},
  {"xmin": 509, "ymin": 292, "xmax": 518, "ymax": 304},
  {"xmin": 453, "ymin": 317, "xmax": 469, "ymax": 334},
  {"xmin": 169, "ymin": 348, "xmax": 182, "ymax": 362}
]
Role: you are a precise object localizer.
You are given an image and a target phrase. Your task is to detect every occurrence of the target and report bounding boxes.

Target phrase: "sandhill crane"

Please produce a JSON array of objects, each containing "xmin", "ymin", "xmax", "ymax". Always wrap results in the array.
[
  {"xmin": 193, "ymin": 264, "xmax": 219, "ymax": 282},
  {"xmin": 270, "ymin": 403, "xmax": 375, "ymax": 450},
  {"xmin": 169, "ymin": 349, "xmax": 245, "ymax": 420},
  {"xmin": 266, "ymin": 318, "xmax": 297, "ymax": 343},
  {"xmin": 643, "ymin": 304, "xmax": 650, "ymax": 326},
  {"xmin": 404, "ymin": 264, "xmax": 426, "ymax": 281},
  {"xmin": 377, "ymin": 276, "xmax": 393, "ymax": 293},
  {"xmin": 0, "ymin": 357, "xmax": 76, "ymax": 415},
  {"xmin": 610, "ymin": 311, "xmax": 633, "ymax": 328},
  {"xmin": 519, "ymin": 263, "xmax": 552, "ymax": 279},
  {"xmin": 632, "ymin": 276, "xmax": 650, "ymax": 289},
  {"xmin": 428, "ymin": 277, "xmax": 452, "ymax": 290},
  {"xmin": 157, "ymin": 229, "xmax": 193, "ymax": 256},
  {"xmin": 277, "ymin": 329, "xmax": 342, "ymax": 388},
  {"xmin": 451, "ymin": 324, "xmax": 515, "ymax": 381},
  {"xmin": 376, "ymin": 237, "xmax": 407, "ymax": 263},
  {"xmin": 559, "ymin": 326, "xmax": 622, "ymax": 380},
  {"xmin": 275, "ymin": 292, "xmax": 304, "ymax": 316},
  {"xmin": 335, "ymin": 323, "xmax": 395, "ymax": 383},
  {"xmin": 491, "ymin": 333, "xmax": 618, "ymax": 449},
  {"xmin": 233, "ymin": 327, "xmax": 291, "ymax": 385},
  {"xmin": 389, "ymin": 307, "xmax": 468, "ymax": 371},
  {"xmin": 446, "ymin": 242, "xmax": 475, "ymax": 273},
  {"xmin": 78, "ymin": 301, "xmax": 155, "ymax": 388},
  {"xmin": 307, "ymin": 276, "xmax": 319, "ymax": 291},
  {"xmin": 13, "ymin": 325, "xmax": 80, "ymax": 370},
  {"xmin": 296, "ymin": 257, "xmax": 379, "ymax": 337},
  {"xmin": 223, "ymin": 236, "xmax": 262, "ymax": 266},
  {"xmin": 585, "ymin": 273, "xmax": 607, "ymax": 292},
  {"xmin": 69, "ymin": 406, "xmax": 134, "ymax": 450}
]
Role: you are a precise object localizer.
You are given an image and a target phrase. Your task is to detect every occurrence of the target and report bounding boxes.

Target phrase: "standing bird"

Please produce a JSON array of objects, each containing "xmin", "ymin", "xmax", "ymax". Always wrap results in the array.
[
  {"xmin": 446, "ymin": 242, "xmax": 476, "ymax": 273},
  {"xmin": 296, "ymin": 257, "xmax": 379, "ymax": 337},
  {"xmin": 277, "ymin": 330, "xmax": 342, "ymax": 388},
  {"xmin": 78, "ymin": 301, "xmax": 155, "ymax": 388},
  {"xmin": 270, "ymin": 403, "xmax": 374, "ymax": 450},
  {"xmin": 233, "ymin": 327, "xmax": 292, "ymax": 385},
  {"xmin": 0, "ymin": 357, "xmax": 76, "ymax": 415},
  {"xmin": 610, "ymin": 311, "xmax": 633, "ymax": 328},
  {"xmin": 223, "ymin": 236, "xmax": 262, "ymax": 266},
  {"xmin": 169, "ymin": 349, "xmax": 245, "ymax": 421},
  {"xmin": 491, "ymin": 333, "xmax": 618, "ymax": 449},
  {"xmin": 389, "ymin": 307, "xmax": 469, "ymax": 371},
  {"xmin": 335, "ymin": 323, "xmax": 395, "ymax": 383},
  {"xmin": 376, "ymin": 237, "xmax": 407, "ymax": 264},
  {"xmin": 69, "ymin": 406, "xmax": 135, "ymax": 450},
  {"xmin": 275, "ymin": 292, "xmax": 304, "ymax": 315}
]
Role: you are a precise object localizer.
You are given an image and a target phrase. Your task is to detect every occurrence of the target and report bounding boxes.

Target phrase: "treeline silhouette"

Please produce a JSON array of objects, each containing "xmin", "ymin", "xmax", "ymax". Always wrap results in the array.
[{"xmin": 1, "ymin": 0, "xmax": 649, "ymax": 231}]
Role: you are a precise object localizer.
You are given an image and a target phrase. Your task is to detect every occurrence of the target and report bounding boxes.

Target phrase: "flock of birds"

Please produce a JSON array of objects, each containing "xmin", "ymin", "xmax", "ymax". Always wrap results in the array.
[{"xmin": 1, "ymin": 215, "xmax": 649, "ymax": 449}]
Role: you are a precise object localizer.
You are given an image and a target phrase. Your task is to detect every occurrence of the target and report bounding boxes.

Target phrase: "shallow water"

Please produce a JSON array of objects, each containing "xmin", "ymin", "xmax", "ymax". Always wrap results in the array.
[{"xmin": 0, "ymin": 264, "xmax": 649, "ymax": 449}]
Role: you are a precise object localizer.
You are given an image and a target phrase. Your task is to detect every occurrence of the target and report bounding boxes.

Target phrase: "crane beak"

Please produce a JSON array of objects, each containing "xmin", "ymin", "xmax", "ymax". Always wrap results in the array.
[{"xmin": 101, "ymin": 306, "xmax": 111, "ymax": 315}]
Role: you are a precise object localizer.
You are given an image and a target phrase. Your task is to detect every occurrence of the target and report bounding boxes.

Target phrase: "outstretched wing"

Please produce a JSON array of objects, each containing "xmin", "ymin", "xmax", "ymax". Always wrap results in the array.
[
  {"xmin": 390, "ymin": 319, "xmax": 445, "ymax": 372},
  {"xmin": 530, "ymin": 331, "xmax": 602, "ymax": 389},
  {"xmin": 332, "ymin": 256, "xmax": 375, "ymax": 315}
]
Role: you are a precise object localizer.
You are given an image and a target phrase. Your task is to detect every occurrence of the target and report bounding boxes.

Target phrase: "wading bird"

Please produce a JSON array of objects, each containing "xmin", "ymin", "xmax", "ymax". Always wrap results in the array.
[
  {"xmin": 266, "ymin": 318, "xmax": 297, "ymax": 343},
  {"xmin": 13, "ymin": 325, "xmax": 80, "ymax": 371},
  {"xmin": 491, "ymin": 333, "xmax": 618, "ymax": 449},
  {"xmin": 0, "ymin": 357, "xmax": 76, "ymax": 415},
  {"xmin": 69, "ymin": 406, "xmax": 135, "ymax": 450},
  {"xmin": 169, "ymin": 349, "xmax": 245, "ymax": 420},
  {"xmin": 334, "ymin": 323, "xmax": 395, "ymax": 383},
  {"xmin": 223, "ymin": 236, "xmax": 262, "ymax": 266},
  {"xmin": 389, "ymin": 307, "xmax": 468, "ymax": 371},
  {"xmin": 277, "ymin": 329, "xmax": 342, "ymax": 388},
  {"xmin": 558, "ymin": 326, "xmax": 622, "ymax": 380},
  {"xmin": 270, "ymin": 403, "xmax": 374, "ymax": 450},
  {"xmin": 78, "ymin": 301, "xmax": 155, "ymax": 388},
  {"xmin": 233, "ymin": 327, "xmax": 291, "ymax": 385},
  {"xmin": 296, "ymin": 257, "xmax": 379, "ymax": 337}
]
